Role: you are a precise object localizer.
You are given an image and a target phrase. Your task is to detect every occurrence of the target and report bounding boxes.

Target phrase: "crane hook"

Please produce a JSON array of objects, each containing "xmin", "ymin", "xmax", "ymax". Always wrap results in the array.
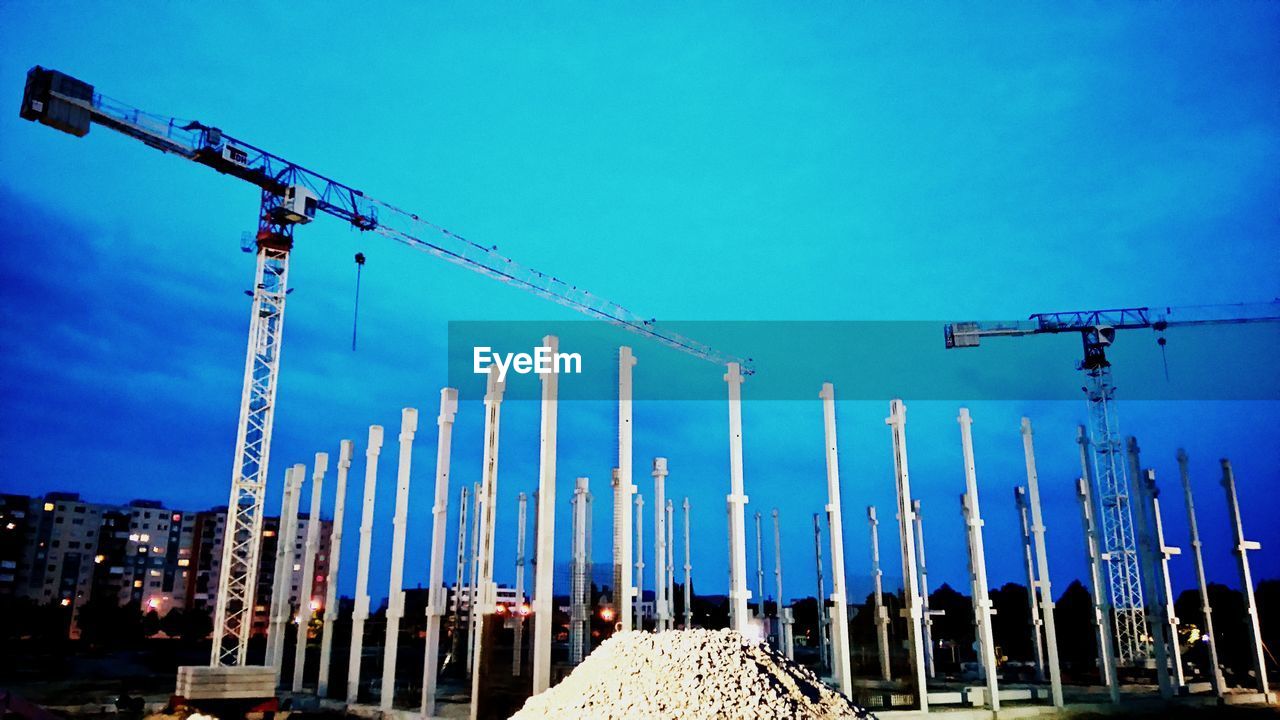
[{"xmin": 352, "ymin": 252, "xmax": 366, "ymax": 351}]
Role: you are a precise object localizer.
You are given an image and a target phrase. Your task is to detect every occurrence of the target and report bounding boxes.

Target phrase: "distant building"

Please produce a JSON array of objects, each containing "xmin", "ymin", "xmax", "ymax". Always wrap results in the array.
[
  {"xmin": 187, "ymin": 510, "xmax": 331, "ymax": 634},
  {"xmin": 1, "ymin": 491, "xmax": 330, "ymax": 639},
  {"xmin": 0, "ymin": 494, "xmax": 34, "ymax": 597}
]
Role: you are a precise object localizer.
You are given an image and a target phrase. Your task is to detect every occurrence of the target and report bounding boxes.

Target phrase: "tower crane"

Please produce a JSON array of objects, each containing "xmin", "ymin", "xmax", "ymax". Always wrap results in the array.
[
  {"xmin": 945, "ymin": 301, "xmax": 1279, "ymax": 665},
  {"xmin": 19, "ymin": 65, "xmax": 750, "ymax": 667}
]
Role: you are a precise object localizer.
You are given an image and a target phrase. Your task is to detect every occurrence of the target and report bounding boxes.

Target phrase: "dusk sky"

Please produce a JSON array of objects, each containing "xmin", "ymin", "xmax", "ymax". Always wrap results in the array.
[{"xmin": 1, "ymin": 3, "xmax": 1277, "ymax": 610}]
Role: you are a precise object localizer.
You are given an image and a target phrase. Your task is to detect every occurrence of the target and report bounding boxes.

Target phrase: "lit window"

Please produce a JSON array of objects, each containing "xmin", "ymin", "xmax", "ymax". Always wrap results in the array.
[
  {"xmin": 43, "ymin": 503, "xmax": 55, "ymax": 512},
  {"xmin": 139, "ymin": 534, "xmax": 150, "ymax": 543},
  {"xmin": 94, "ymin": 554, "xmax": 105, "ymax": 564},
  {"xmin": 177, "ymin": 558, "xmax": 190, "ymax": 567},
  {"xmin": 133, "ymin": 580, "xmax": 143, "ymax": 588}
]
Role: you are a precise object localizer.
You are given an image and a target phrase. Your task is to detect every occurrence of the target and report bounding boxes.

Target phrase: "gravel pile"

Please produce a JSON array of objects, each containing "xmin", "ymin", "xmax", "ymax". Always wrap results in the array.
[{"xmin": 510, "ymin": 629, "xmax": 873, "ymax": 720}]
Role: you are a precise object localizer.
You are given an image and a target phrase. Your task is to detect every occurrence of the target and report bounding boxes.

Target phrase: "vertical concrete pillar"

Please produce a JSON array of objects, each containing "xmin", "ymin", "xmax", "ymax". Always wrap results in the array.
[
  {"xmin": 531, "ymin": 335, "xmax": 560, "ymax": 695},
  {"xmin": 683, "ymin": 498, "xmax": 693, "ymax": 629},
  {"xmin": 1021, "ymin": 418, "xmax": 1064, "ymax": 708},
  {"xmin": 814, "ymin": 513, "xmax": 831, "ymax": 673},
  {"xmin": 465, "ymin": 480, "xmax": 481, "ymax": 674},
  {"xmin": 318, "ymin": 440, "xmax": 352, "ymax": 698},
  {"xmin": 616, "ymin": 347, "xmax": 637, "ymax": 632},
  {"xmin": 292, "ymin": 452, "xmax": 328, "ymax": 692},
  {"xmin": 570, "ymin": 477, "xmax": 590, "ymax": 664},
  {"xmin": 1221, "ymin": 459, "xmax": 1269, "ymax": 696},
  {"xmin": 819, "ymin": 383, "xmax": 853, "ymax": 697},
  {"xmin": 267, "ymin": 464, "xmax": 302, "ymax": 674},
  {"xmin": 867, "ymin": 506, "xmax": 891, "ymax": 682},
  {"xmin": 1076, "ymin": 428, "xmax": 1120, "ymax": 703},
  {"xmin": 958, "ymin": 408, "xmax": 999, "ymax": 712},
  {"xmin": 512, "ymin": 491, "xmax": 528, "ymax": 677},
  {"xmin": 913, "ymin": 499, "xmax": 936, "ymax": 679},
  {"xmin": 653, "ymin": 458, "xmax": 670, "ymax": 631},
  {"xmin": 754, "ymin": 511, "xmax": 765, "ymax": 622},
  {"xmin": 448, "ymin": 485, "xmax": 469, "ymax": 670},
  {"xmin": 1126, "ymin": 437, "xmax": 1174, "ymax": 699},
  {"xmin": 666, "ymin": 498, "xmax": 675, "ymax": 631},
  {"xmin": 421, "ymin": 388, "xmax": 458, "ymax": 716},
  {"xmin": 1142, "ymin": 469, "xmax": 1185, "ymax": 688},
  {"xmin": 347, "ymin": 425, "xmax": 383, "ymax": 705},
  {"xmin": 469, "ymin": 368, "xmax": 506, "ymax": 720},
  {"xmin": 381, "ymin": 408, "xmax": 418, "ymax": 709},
  {"xmin": 635, "ymin": 493, "xmax": 645, "ymax": 630},
  {"xmin": 1177, "ymin": 450, "xmax": 1223, "ymax": 697},
  {"xmin": 725, "ymin": 363, "xmax": 751, "ymax": 633},
  {"xmin": 886, "ymin": 399, "xmax": 928, "ymax": 710},
  {"xmin": 772, "ymin": 509, "xmax": 791, "ymax": 658},
  {"xmin": 1014, "ymin": 487, "xmax": 1047, "ymax": 681}
]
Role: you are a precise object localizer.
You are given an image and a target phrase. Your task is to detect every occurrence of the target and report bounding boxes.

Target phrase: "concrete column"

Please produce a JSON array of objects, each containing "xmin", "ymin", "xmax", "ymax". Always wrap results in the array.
[
  {"xmin": 814, "ymin": 513, "xmax": 831, "ymax": 674},
  {"xmin": 292, "ymin": 452, "xmax": 329, "ymax": 692},
  {"xmin": 381, "ymin": 408, "xmax": 418, "ymax": 710},
  {"xmin": 270, "ymin": 464, "xmax": 306, "ymax": 685},
  {"xmin": 1126, "ymin": 437, "xmax": 1174, "ymax": 699},
  {"xmin": 754, "ymin": 511, "xmax": 765, "ymax": 622},
  {"xmin": 421, "ymin": 388, "xmax": 458, "ymax": 717},
  {"xmin": 886, "ymin": 399, "xmax": 927, "ymax": 710},
  {"xmin": 867, "ymin": 506, "xmax": 891, "ymax": 682},
  {"xmin": 1142, "ymin": 470, "xmax": 1185, "ymax": 688},
  {"xmin": 570, "ymin": 477, "xmax": 590, "ymax": 664},
  {"xmin": 1177, "ymin": 449, "xmax": 1223, "ymax": 697},
  {"xmin": 1221, "ymin": 459, "xmax": 1269, "ymax": 696},
  {"xmin": 267, "ymin": 466, "xmax": 299, "ymax": 666},
  {"xmin": 512, "ymin": 491, "xmax": 527, "ymax": 677},
  {"xmin": 469, "ymin": 368, "xmax": 506, "ymax": 720},
  {"xmin": 683, "ymin": 498, "xmax": 693, "ymax": 629},
  {"xmin": 317, "ymin": 440, "xmax": 352, "ymax": 698},
  {"xmin": 958, "ymin": 408, "xmax": 999, "ymax": 712},
  {"xmin": 913, "ymin": 499, "xmax": 936, "ymax": 679},
  {"xmin": 819, "ymin": 383, "xmax": 853, "ymax": 697},
  {"xmin": 772, "ymin": 509, "xmax": 791, "ymax": 658},
  {"xmin": 465, "ymin": 480, "xmax": 481, "ymax": 674},
  {"xmin": 725, "ymin": 363, "xmax": 751, "ymax": 633},
  {"xmin": 1075, "ymin": 428, "xmax": 1120, "ymax": 702},
  {"xmin": 531, "ymin": 335, "xmax": 560, "ymax": 695},
  {"xmin": 666, "ymin": 498, "xmax": 675, "ymax": 631},
  {"xmin": 347, "ymin": 425, "xmax": 383, "ymax": 705},
  {"xmin": 616, "ymin": 347, "xmax": 637, "ymax": 632},
  {"xmin": 1014, "ymin": 487, "xmax": 1046, "ymax": 681},
  {"xmin": 635, "ymin": 493, "xmax": 645, "ymax": 630},
  {"xmin": 1021, "ymin": 418, "xmax": 1064, "ymax": 708},
  {"xmin": 448, "ymin": 485, "xmax": 469, "ymax": 670},
  {"xmin": 653, "ymin": 458, "xmax": 670, "ymax": 631}
]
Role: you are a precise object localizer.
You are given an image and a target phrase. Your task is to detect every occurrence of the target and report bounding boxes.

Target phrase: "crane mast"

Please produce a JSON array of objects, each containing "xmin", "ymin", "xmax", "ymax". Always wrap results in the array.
[
  {"xmin": 19, "ymin": 65, "xmax": 749, "ymax": 667},
  {"xmin": 945, "ymin": 300, "xmax": 1279, "ymax": 665}
]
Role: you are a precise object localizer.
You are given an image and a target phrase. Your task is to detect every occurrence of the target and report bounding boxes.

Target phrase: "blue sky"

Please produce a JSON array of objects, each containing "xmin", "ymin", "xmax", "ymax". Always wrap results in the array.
[{"xmin": 1, "ymin": 3, "xmax": 1277, "ymax": 607}]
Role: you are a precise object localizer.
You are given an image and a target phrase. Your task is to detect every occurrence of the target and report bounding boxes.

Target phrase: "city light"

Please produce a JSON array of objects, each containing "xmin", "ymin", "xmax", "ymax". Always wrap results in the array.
[
  {"xmin": 518, "ymin": 603, "xmax": 531, "ymax": 616},
  {"xmin": 60, "ymin": 598, "xmax": 70, "ymax": 606},
  {"xmin": 600, "ymin": 607, "xmax": 615, "ymax": 622}
]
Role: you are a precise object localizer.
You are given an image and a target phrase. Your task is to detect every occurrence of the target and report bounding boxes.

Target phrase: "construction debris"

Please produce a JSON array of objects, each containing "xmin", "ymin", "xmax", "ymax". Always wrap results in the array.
[{"xmin": 510, "ymin": 630, "xmax": 872, "ymax": 720}]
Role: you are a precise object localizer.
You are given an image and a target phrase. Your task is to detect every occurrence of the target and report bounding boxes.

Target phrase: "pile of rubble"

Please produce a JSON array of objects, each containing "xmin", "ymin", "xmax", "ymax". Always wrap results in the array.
[{"xmin": 511, "ymin": 629, "xmax": 873, "ymax": 719}]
